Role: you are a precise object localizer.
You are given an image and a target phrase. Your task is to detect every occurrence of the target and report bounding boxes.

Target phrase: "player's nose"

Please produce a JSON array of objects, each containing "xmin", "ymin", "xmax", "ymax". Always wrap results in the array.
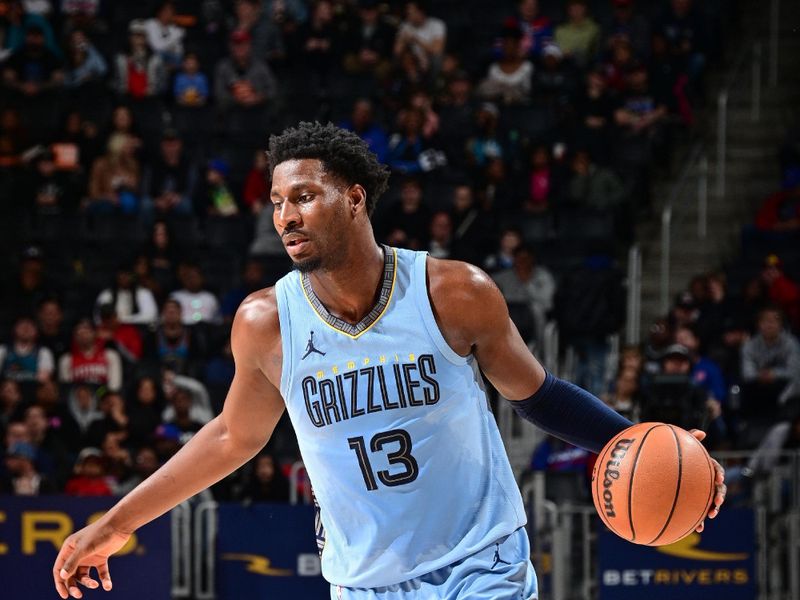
[{"xmin": 274, "ymin": 199, "xmax": 302, "ymax": 231}]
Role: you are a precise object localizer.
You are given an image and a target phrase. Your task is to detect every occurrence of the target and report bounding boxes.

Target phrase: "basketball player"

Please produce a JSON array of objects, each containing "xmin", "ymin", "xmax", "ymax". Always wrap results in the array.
[{"xmin": 53, "ymin": 123, "xmax": 726, "ymax": 599}]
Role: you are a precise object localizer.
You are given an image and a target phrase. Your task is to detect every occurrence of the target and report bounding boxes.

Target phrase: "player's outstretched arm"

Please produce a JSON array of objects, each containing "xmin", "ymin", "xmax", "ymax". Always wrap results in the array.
[
  {"xmin": 53, "ymin": 291, "xmax": 286, "ymax": 599},
  {"xmin": 426, "ymin": 258, "xmax": 725, "ymax": 523}
]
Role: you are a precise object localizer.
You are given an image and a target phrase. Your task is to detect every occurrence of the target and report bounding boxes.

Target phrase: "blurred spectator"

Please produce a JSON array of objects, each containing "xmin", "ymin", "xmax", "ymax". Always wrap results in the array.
[
  {"xmin": 231, "ymin": 0, "xmax": 285, "ymax": 64},
  {"xmin": 566, "ymin": 149, "xmax": 626, "ymax": 210},
  {"xmin": 214, "ymin": 29, "xmax": 277, "ymax": 111},
  {"xmin": 170, "ymin": 264, "xmax": 220, "ymax": 325},
  {"xmin": 0, "ymin": 440, "xmax": 56, "ymax": 494},
  {"xmin": 674, "ymin": 324, "xmax": 727, "ymax": 403},
  {"xmin": 530, "ymin": 435, "xmax": 591, "ymax": 474},
  {"xmin": 603, "ymin": 366, "xmax": 642, "ymax": 422},
  {"xmin": 742, "ymin": 413, "xmax": 800, "ymax": 476},
  {"xmin": 533, "ymin": 43, "xmax": 576, "ymax": 104},
  {"xmin": 741, "ymin": 307, "xmax": 800, "ymax": 408},
  {"xmin": 754, "ymin": 182, "xmax": 800, "ymax": 232},
  {"xmin": 113, "ymin": 20, "xmax": 167, "ymax": 99},
  {"xmin": 86, "ymin": 133, "xmax": 141, "ymax": 214},
  {"xmin": 127, "ymin": 376, "xmax": 164, "ymax": 448},
  {"xmin": 523, "ymin": 144, "xmax": 555, "ymax": 213},
  {"xmin": 4, "ymin": 246, "xmax": 57, "ymax": 317},
  {"xmin": 387, "ymin": 107, "xmax": 445, "ymax": 175},
  {"xmin": 116, "ymin": 445, "xmax": 159, "ymax": 496},
  {"xmin": 484, "ymin": 228, "xmax": 523, "ymax": 273},
  {"xmin": 427, "ymin": 211, "xmax": 453, "ymax": 259},
  {"xmin": 437, "ymin": 70, "xmax": 474, "ymax": 173},
  {"xmin": 493, "ymin": 246, "xmax": 555, "ymax": 346},
  {"xmin": 393, "ymin": 0, "xmax": 446, "ymax": 74},
  {"xmin": 602, "ymin": 0, "xmax": 650, "ymax": 60},
  {"xmin": 2, "ymin": 22, "xmax": 64, "ymax": 98},
  {"xmin": 0, "ymin": 379, "xmax": 24, "ymax": 430},
  {"xmin": 657, "ymin": 0, "xmax": 706, "ymax": 84},
  {"xmin": 602, "ymin": 37, "xmax": 637, "ymax": 94},
  {"xmin": 60, "ymin": 0, "xmax": 103, "ymax": 35},
  {"xmin": 556, "ymin": 254, "xmax": 625, "ymax": 395},
  {"xmin": 342, "ymin": 0, "xmax": 395, "ymax": 79},
  {"xmin": 173, "ymin": 51, "xmax": 209, "ymax": 107},
  {"xmin": 144, "ymin": 0, "xmax": 185, "ymax": 68},
  {"xmin": 144, "ymin": 299, "xmax": 207, "ymax": 375},
  {"xmin": 642, "ymin": 344, "xmax": 726, "ymax": 447},
  {"xmin": 101, "ymin": 431, "xmax": 132, "ymax": 489},
  {"xmin": 160, "ymin": 370, "xmax": 213, "ymax": 423},
  {"xmin": 85, "ymin": 390, "xmax": 128, "ymax": 448},
  {"xmin": 614, "ymin": 64, "xmax": 668, "ymax": 142},
  {"xmin": 381, "ymin": 177, "xmax": 430, "ymax": 250},
  {"xmin": 142, "ymin": 129, "xmax": 196, "ymax": 217},
  {"xmin": 507, "ymin": 0, "xmax": 553, "ymax": 60},
  {"xmin": 243, "ymin": 150, "xmax": 269, "ymax": 211},
  {"xmin": 145, "ymin": 220, "xmax": 178, "ymax": 295},
  {"xmin": 449, "ymin": 184, "xmax": 490, "ymax": 264},
  {"xmin": 340, "ymin": 98, "xmax": 389, "ymax": 165},
  {"xmin": 0, "ymin": 106, "xmax": 29, "ymax": 166},
  {"xmin": 478, "ymin": 25, "xmax": 533, "ymax": 106},
  {"xmin": 24, "ymin": 403, "xmax": 70, "ymax": 484},
  {"xmin": 95, "ymin": 263, "xmax": 158, "ymax": 326},
  {"xmin": 24, "ymin": 148, "xmax": 81, "ymax": 216},
  {"xmin": 555, "ymin": 0, "xmax": 600, "ymax": 67},
  {"xmin": 0, "ymin": 315, "xmax": 54, "ymax": 383},
  {"xmin": 466, "ymin": 103, "xmax": 503, "ymax": 173},
  {"xmin": 198, "ymin": 158, "xmax": 239, "ymax": 217},
  {"xmin": 574, "ymin": 68, "xmax": 616, "ymax": 162},
  {"xmin": 297, "ymin": 0, "xmax": 338, "ymax": 89},
  {"xmin": 96, "ymin": 303, "xmax": 144, "ymax": 363},
  {"xmin": 0, "ymin": 0, "xmax": 60, "ymax": 58},
  {"xmin": 63, "ymin": 28, "xmax": 107, "ymax": 89},
  {"xmin": 60, "ymin": 383, "xmax": 102, "ymax": 452},
  {"xmin": 106, "ymin": 105, "xmax": 142, "ymax": 148},
  {"xmin": 162, "ymin": 386, "xmax": 205, "ymax": 443},
  {"xmin": 670, "ymin": 290, "xmax": 699, "ymax": 330},
  {"xmin": 760, "ymin": 254, "xmax": 800, "ymax": 330},
  {"xmin": 64, "ymin": 446, "xmax": 113, "ymax": 496},
  {"xmin": 236, "ymin": 453, "xmax": 290, "ymax": 502},
  {"xmin": 58, "ymin": 318, "xmax": 123, "ymax": 391},
  {"xmin": 221, "ymin": 259, "xmax": 265, "ymax": 323}
]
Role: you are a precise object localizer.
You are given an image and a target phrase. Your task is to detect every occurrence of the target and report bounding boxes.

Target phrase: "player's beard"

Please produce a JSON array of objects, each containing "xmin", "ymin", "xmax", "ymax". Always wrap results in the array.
[{"xmin": 291, "ymin": 216, "xmax": 347, "ymax": 274}]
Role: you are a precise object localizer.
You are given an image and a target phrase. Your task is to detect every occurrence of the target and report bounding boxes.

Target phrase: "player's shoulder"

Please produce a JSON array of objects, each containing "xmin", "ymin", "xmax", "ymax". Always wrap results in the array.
[
  {"xmin": 426, "ymin": 256, "xmax": 502, "ymax": 306},
  {"xmin": 232, "ymin": 287, "xmax": 281, "ymax": 341}
]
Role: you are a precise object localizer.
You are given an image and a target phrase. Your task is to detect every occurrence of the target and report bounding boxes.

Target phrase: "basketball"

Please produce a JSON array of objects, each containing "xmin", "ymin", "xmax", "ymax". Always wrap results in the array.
[{"xmin": 591, "ymin": 422, "xmax": 716, "ymax": 546}]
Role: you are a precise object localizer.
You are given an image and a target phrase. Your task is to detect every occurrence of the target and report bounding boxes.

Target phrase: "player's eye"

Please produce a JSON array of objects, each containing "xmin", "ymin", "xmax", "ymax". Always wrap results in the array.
[{"xmin": 299, "ymin": 193, "xmax": 315, "ymax": 203}]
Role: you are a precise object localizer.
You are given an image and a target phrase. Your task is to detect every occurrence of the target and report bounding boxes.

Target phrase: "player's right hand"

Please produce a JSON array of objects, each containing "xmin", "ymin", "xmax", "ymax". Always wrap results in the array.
[{"xmin": 52, "ymin": 518, "xmax": 131, "ymax": 599}]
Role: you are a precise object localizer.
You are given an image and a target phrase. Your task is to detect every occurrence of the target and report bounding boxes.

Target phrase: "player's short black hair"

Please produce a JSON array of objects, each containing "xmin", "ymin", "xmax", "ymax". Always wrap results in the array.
[{"xmin": 267, "ymin": 122, "xmax": 390, "ymax": 216}]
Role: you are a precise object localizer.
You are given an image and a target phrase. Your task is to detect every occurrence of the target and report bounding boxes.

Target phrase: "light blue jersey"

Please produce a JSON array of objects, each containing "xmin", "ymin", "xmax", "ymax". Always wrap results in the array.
[{"xmin": 275, "ymin": 246, "xmax": 527, "ymax": 589}]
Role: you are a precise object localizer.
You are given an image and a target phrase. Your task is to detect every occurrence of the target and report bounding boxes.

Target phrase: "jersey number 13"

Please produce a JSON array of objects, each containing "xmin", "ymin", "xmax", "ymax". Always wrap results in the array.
[{"xmin": 348, "ymin": 429, "xmax": 419, "ymax": 491}]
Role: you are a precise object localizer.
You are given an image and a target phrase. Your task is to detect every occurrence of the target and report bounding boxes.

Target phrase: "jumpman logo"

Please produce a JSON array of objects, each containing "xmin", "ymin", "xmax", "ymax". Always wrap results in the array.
[
  {"xmin": 491, "ymin": 543, "xmax": 511, "ymax": 569},
  {"xmin": 302, "ymin": 331, "xmax": 326, "ymax": 360}
]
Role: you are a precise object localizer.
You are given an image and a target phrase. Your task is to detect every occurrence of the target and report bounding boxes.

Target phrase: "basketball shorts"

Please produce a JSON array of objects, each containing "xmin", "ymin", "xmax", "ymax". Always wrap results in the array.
[{"xmin": 330, "ymin": 526, "xmax": 538, "ymax": 600}]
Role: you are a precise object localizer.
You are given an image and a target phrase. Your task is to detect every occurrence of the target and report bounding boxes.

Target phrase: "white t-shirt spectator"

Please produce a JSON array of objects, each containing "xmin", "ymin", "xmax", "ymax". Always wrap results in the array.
[
  {"xmin": 144, "ymin": 18, "xmax": 185, "ymax": 59},
  {"xmin": 170, "ymin": 290, "xmax": 221, "ymax": 325},
  {"xmin": 398, "ymin": 17, "xmax": 446, "ymax": 64},
  {"xmin": 95, "ymin": 287, "xmax": 159, "ymax": 325}
]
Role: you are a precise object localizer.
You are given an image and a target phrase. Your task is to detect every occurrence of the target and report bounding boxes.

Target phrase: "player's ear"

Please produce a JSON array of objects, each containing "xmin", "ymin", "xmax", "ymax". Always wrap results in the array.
[{"xmin": 347, "ymin": 184, "xmax": 368, "ymax": 217}]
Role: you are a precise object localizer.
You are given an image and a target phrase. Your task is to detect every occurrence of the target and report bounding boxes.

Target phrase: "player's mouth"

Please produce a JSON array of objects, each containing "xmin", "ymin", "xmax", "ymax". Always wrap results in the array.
[{"xmin": 284, "ymin": 233, "xmax": 311, "ymax": 256}]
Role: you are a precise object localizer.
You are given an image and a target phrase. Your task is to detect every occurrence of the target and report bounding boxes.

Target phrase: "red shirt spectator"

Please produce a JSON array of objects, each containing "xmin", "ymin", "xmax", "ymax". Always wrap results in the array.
[
  {"xmin": 754, "ymin": 187, "xmax": 800, "ymax": 232},
  {"xmin": 762, "ymin": 255, "xmax": 800, "ymax": 330},
  {"xmin": 65, "ymin": 448, "xmax": 113, "ymax": 496}
]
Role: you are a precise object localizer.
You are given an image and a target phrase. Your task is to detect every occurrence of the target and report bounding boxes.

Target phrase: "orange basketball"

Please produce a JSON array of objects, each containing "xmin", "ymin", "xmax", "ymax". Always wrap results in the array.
[{"xmin": 591, "ymin": 422, "xmax": 715, "ymax": 546}]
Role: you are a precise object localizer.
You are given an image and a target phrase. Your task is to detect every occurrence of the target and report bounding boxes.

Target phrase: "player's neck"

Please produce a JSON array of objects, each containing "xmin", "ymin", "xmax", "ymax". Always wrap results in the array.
[{"xmin": 307, "ymin": 240, "xmax": 385, "ymax": 326}]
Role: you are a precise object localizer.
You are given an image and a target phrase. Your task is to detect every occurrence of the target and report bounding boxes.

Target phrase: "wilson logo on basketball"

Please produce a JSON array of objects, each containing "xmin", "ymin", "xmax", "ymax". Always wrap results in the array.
[{"xmin": 601, "ymin": 438, "xmax": 635, "ymax": 518}]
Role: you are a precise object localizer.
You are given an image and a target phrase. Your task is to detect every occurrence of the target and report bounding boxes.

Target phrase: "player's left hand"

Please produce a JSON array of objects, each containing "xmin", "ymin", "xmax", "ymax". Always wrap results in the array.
[{"xmin": 689, "ymin": 429, "xmax": 726, "ymax": 532}]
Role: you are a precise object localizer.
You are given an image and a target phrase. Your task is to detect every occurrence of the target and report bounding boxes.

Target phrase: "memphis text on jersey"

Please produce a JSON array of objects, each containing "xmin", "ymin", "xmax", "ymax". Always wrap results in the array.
[{"xmin": 301, "ymin": 353, "xmax": 440, "ymax": 428}]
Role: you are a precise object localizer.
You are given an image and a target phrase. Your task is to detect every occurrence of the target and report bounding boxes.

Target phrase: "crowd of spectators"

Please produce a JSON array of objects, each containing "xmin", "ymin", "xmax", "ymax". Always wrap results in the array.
[
  {"xmin": 0, "ymin": 0, "xmax": 726, "ymax": 498},
  {"xmin": 529, "ymin": 131, "xmax": 800, "ymax": 501}
]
